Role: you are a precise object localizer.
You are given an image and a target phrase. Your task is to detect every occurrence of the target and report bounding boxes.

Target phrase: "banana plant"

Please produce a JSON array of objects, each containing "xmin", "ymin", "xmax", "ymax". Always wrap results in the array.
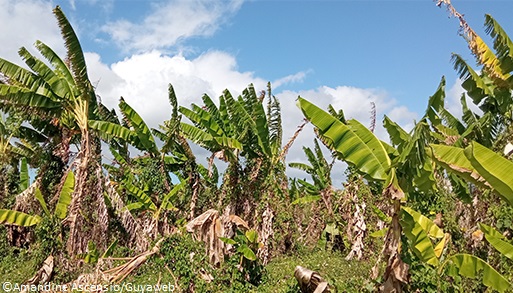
[
  {"xmin": 298, "ymin": 97, "xmax": 439, "ymax": 291},
  {"xmin": 289, "ymin": 139, "xmax": 333, "ymax": 210},
  {"xmin": 89, "ymin": 97, "xmax": 185, "ymax": 189},
  {"xmin": 431, "ymin": 141, "xmax": 513, "ymax": 291},
  {"xmin": 0, "ymin": 170, "xmax": 74, "ymax": 227},
  {"xmin": 179, "ymin": 83, "xmax": 289, "ymax": 265},
  {"xmin": 179, "ymin": 83, "xmax": 289, "ymax": 206},
  {"xmin": 442, "ymin": 13, "xmax": 513, "ymax": 152},
  {"xmin": 451, "ymin": 14, "xmax": 513, "ymax": 118},
  {"xmin": 0, "ymin": 6, "xmax": 109, "ymax": 255}
]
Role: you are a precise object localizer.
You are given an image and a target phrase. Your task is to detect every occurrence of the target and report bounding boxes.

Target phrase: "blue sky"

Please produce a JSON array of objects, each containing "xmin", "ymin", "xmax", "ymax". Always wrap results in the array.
[
  {"xmin": 65, "ymin": 0, "xmax": 512, "ymax": 112},
  {"xmin": 1, "ymin": 0, "xmax": 512, "ymax": 183}
]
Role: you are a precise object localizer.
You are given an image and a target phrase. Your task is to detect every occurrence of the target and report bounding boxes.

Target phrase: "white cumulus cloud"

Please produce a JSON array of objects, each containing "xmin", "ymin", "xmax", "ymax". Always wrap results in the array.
[
  {"xmin": 102, "ymin": 0, "xmax": 244, "ymax": 52},
  {"xmin": 272, "ymin": 71, "xmax": 309, "ymax": 89},
  {"xmin": 0, "ymin": 0, "xmax": 64, "ymax": 63},
  {"xmin": 87, "ymin": 50, "xmax": 267, "ymax": 130}
]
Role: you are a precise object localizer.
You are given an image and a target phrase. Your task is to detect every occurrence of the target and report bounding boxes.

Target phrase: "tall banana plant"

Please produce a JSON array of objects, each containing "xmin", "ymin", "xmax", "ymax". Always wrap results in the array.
[
  {"xmin": 430, "ymin": 141, "xmax": 513, "ymax": 292},
  {"xmin": 439, "ymin": 10, "xmax": 513, "ymax": 150},
  {"xmin": 451, "ymin": 15, "xmax": 513, "ymax": 116},
  {"xmin": 298, "ymin": 97, "xmax": 448, "ymax": 291},
  {"xmin": 89, "ymin": 97, "xmax": 184, "ymax": 183},
  {"xmin": 0, "ymin": 6, "xmax": 107, "ymax": 255},
  {"xmin": 179, "ymin": 83, "xmax": 287, "ymax": 202},
  {"xmin": 179, "ymin": 83, "xmax": 290, "ymax": 264}
]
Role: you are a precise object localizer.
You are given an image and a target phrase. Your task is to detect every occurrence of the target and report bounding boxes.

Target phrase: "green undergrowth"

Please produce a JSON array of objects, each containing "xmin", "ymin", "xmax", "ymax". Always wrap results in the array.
[
  {"xmin": 0, "ymin": 227, "xmax": 40, "ymax": 285},
  {"xmin": 259, "ymin": 248, "xmax": 377, "ymax": 292},
  {"xmin": 0, "ymin": 229, "xmax": 378, "ymax": 293},
  {"xmin": 112, "ymin": 244, "xmax": 377, "ymax": 292}
]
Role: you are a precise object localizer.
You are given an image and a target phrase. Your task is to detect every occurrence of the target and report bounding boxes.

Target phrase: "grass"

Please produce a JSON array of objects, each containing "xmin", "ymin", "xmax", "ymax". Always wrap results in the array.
[
  {"xmin": 0, "ymin": 249, "xmax": 40, "ymax": 285},
  {"xmin": 259, "ymin": 248, "xmax": 377, "ymax": 292},
  {"xmin": 114, "ymin": 246, "xmax": 378, "ymax": 292},
  {"xmin": 0, "ymin": 231, "xmax": 379, "ymax": 293}
]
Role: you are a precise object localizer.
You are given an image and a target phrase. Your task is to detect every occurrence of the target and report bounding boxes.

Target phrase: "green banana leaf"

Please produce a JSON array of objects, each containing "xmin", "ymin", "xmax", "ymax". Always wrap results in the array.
[
  {"xmin": 0, "ymin": 57, "xmax": 41, "ymax": 89},
  {"xmin": 484, "ymin": 14, "xmax": 513, "ymax": 73},
  {"xmin": 479, "ymin": 223, "xmax": 513, "ymax": 261},
  {"xmin": 429, "ymin": 144, "xmax": 489, "ymax": 188},
  {"xmin": 291, "ymin": 195, "xmax": 321, "ymax": 205},
  {"xmin": 18, "ymin": 47, "xmax": 72, "ymax": 99},
  {"xmin": 401, "ymin": 207, "xmax": 443, "ymax": 266},
  {"xmin": 53, "ymin": 6, "xmax": 92, "ymax": 97},
  {"xmin": 245, "ymin": 230, "xmax": 259, "ymax": 244},
  {"xmin": 297, "ymin": 98, "xmax": 389, "ymax": 181},
  {"xmin": 383, "ymin": 115, "xmax": 410, "ymax": 149},
  {"xmin": 402, "ymin": 207, "xmax": 444, "ymax": 239},
  {"xmin": 54, "ymin": 171, "xmax": 74, "ymax": 219},
  {"xmin": 238, "ymin": 244, "xmax": 257, "ymax": 261},
  {"xmin": 122, "ymin": 180, "xmax": 157, "ymax": 212},
  {"xmin": 34, "ymin": 40, "xmax": 75, "ymax": 87},
  {"xmin": 346, "ymin": 119, "xmax": 391, "ymax": 170},
  {"xmin": 125, "ymin": 202, "xmax": 145, "ymax": 212},
  {"xmin": 0, "ymin": 84, "xmax": 61, "ymax": 108},
  {"xmin": 0, "ymin": 209, "xmax": 42, "ymax": 227},
  {"xmin": 250, "ymin": 91, "xmax": 272, "ymax": 157},
  {"xmin": 423, "ymin": 77, "xmax": 446, "ymax": 126},
  {"xmin": 19, "ymin": 158, "xmax": 29, "ymax": 191},
  {"xmin": 109, "ymin": 146, "xmax": 128, "ymax": 166},
  {"xmin": 465, "ymin": 141, "xmax": 513, "ymax": 207},
  {"xmin": 88, "ymin": 120, "xmax": 134, "ymax": 142},
  {"xmin": 452, "ymin": 54, "xmax": 494, "ymax": 105},
  {"xmin": 370, "ymin": 228, "xmax": 387, "ymax": 238},
  {"xmin": 441, "ymin": 253, "xmax": 511, "ymax": 293},
  {"xmin": 160, "ymin": 180, "xmax": 185, "ymax": 211},
  {"xmin": 187, "ymin": 104, "xmax": 224, "ymax": 136},
  {"xmin": 119, "ymin": 98, "xmax": 159, "ymax": 155},
  {"xmin": 289, "ymin": 162, "xmax": 313, "ymax": 174},
  {"xmin": 35, "ymin": 188, "xmax": 50, "ymax": 216},
  {"xmin": 180, "ymin": 123, "xmax": 214, "ymax": 146},
  {"xmin": 201, "ymin": 94, "xmax": 226, "ymax": 132}
]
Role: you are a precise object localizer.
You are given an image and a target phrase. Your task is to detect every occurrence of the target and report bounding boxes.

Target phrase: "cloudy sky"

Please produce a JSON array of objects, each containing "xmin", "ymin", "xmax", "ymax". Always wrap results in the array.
[{"xmin": 2, "ymin": 0, "xmax": 512, "ymax": 184}]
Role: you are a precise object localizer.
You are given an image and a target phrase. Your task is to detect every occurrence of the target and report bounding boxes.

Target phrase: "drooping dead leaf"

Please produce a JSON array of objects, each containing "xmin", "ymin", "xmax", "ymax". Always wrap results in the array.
[
  {"xmin": 22, "ymin": 255, "xmax": 54, "ymax": 292},
  {"xmin": 294, "ymin": 265, "xmax": 330, "ymax": 293},
  {"xmin": 102, "ymin": 238, "xmax": 164, "ymax": 283},
  {"xmin": 383, "ymin": 183, "xmax": 405, "ymax": 201},
  {"xmin": 186, "ymin": 209, "xmax": 252, "ymax": 266},
  {"xmin": 345, "ymin": 183, "xmax": 367, "ymax": 261},
  {"xmin": 228, "ymin": 214, "xmax": 249, "ymax": 230},
  {"xmin": 186, "ymin": 209, "xmax": 224, "ymax": 265},
  {"xmin": 257, "ymin": 204, "xmax": 274, "ymax": 265},
  {"xmin": 378, "ymin": 202, "xmax": 409, "ymax": 292}
]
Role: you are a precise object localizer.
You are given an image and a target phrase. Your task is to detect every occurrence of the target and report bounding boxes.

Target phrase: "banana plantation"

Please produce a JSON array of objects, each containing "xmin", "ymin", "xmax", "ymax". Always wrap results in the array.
[{"xmin": 2, "ymin": 3, "xmax": 513, "ymax": 293}]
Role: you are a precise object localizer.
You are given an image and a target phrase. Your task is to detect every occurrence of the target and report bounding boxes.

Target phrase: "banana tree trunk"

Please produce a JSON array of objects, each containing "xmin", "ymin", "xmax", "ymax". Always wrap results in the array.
[
  {"xmin": 66, "ymin": 130, "xmax": 108, "ymax": 256},
  {"xmin": 379, "ymin": 200, "xmax": 408, "ymax": 293}
]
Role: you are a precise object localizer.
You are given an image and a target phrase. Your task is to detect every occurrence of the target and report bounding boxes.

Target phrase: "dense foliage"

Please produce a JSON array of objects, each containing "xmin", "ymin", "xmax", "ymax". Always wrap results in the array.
[{"xmin": 1, "ymin": 3, "xmax": 513, "ymax": 293}]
